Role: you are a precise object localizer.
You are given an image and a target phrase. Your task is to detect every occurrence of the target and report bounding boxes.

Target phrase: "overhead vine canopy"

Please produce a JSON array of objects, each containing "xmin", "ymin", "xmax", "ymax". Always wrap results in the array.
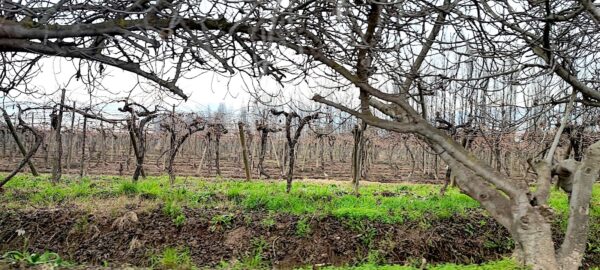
[
  {"xmin": 1, "ymin": 1, "xmax": 599, "ymax": 103},
  {"xmin": 0, "ymin": 0, "xmax": 596, "ymax": 110}
]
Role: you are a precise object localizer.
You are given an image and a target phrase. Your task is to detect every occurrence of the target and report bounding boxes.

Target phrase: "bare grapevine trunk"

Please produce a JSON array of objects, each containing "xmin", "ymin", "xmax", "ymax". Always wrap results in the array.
[
  {"xmin": 271, "ymin": 109, "xmax": 319, "ymax": 193},
  {"xmin": 51, "ymin": 88, "xmax": 66, "ymax": 183},
  {"xmin": 258, "ymin": 128, "xmax": 270, "ymax": 178},
  {"xmin": 238, "ymin": 122, "xmax": 251, "ymax": 181},
  {"xmin": 215, "ymin": 134, "xmax": 222, "ymax": 176},
  {"xmin": 285, "ymin": 141, "xmax": 296, "ymax": 193},
  {"xmin": 1, "ymin": 107, "xmax": 38, "ymax": 176},
  {"xmin": 0, "ymin": 108, "xmax": 42, "ymax": 188}
]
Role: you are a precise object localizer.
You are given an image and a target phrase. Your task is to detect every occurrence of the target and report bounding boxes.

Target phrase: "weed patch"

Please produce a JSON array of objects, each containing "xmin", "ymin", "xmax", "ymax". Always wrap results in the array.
[
  {"xmin": 1, "ymin": 250, "xmax": 71, "ymax": 267},
  {"xmin": 151, "ymin": 247, "xmax": 195, "ymax": 270}
]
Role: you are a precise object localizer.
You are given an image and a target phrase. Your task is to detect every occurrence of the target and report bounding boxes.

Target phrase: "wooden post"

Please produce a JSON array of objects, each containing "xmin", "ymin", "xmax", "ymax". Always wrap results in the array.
[
  {"xmin": 238, "ymin": 122, "xmax": 251, "ymax": 181},
  {"xmin": 67, "ymin": 101, "xmax": 76, "ymax": 173},
  {"xmin": 51, "ymin": 88, "xmax": 66, "ymax": 182},
  {"xmin": 351, "ymin": 125, "xmax": 363, "ymax": 195},
  {"xmin": 168, "ymin": 104, "xmax": 176, "ymax": 185},
  {"xmin": 79, "ymin": 115, "xmax": 87, "ymax": 178}
]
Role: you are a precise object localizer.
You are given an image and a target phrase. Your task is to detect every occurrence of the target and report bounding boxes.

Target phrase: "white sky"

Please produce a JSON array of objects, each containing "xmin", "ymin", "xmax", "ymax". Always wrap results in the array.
[
  {"xmin": 6, "ymin": 56, "xmax": 355, "ymax": 118},
  {"xmin": 8, "ymin": 58, "xmax": 256, "ymax": 115}
]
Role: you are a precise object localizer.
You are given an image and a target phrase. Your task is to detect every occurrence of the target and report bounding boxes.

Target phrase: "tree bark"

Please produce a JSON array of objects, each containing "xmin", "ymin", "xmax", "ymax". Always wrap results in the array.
[
  {"xmin": 557, "ymin": 141, "xmax": 600, "ymax": 269},
  {"xmin": 285, "ymin": 142, "xmax": 295, "ymax": 193},
  {"xmin": 258, "ymin": 128, "xmax": 270, "ymax": 178},
  {"xmin": 167, "ymin": 106, "xmax": 177, "ymax": 185},
  {"xmin": 529, "ymin": 91, "xmax": 576, "ymax": 205},
  {"xmin": 238, "ymin": 122, "xmax": 251, "ymax": 181},
  {"xmin": 51, "ymin": 88, "xmax": 66, "ymax": 182}
]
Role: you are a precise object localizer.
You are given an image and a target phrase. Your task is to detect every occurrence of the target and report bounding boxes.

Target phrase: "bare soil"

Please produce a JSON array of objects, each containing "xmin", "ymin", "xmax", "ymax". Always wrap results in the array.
[{"xmin": 0, "ymin": 206, "xmax": 514, "ymax": 268}]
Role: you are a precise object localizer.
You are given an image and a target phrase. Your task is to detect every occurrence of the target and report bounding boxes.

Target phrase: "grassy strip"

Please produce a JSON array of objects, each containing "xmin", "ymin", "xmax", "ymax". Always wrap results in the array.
[
  {"xmin": 293, "ymin": 258, "xmax": 525, "ymax": 270},
  {"xmin": 1, "ymin": 174, "xmax": 599, "ymax": 225},
  {"xmin": 3, "ymin": 175, "xmax": 487, "ymax": 223},
  {"xmin": 1, "ymin": 247, "xmax": 523, "ymax": 270}
]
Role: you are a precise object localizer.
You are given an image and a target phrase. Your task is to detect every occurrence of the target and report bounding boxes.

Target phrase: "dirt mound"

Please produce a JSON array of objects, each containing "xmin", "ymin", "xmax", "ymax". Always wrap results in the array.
[{"xmin": 0, "ymin": 207, "xmax": 596, "ymax": 268}]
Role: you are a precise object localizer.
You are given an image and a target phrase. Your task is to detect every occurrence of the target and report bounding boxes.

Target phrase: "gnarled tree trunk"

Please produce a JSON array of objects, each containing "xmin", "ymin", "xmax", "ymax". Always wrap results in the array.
[{"xmin": 271, "ymin": 109, "xmax": 319, "ymax": 193}]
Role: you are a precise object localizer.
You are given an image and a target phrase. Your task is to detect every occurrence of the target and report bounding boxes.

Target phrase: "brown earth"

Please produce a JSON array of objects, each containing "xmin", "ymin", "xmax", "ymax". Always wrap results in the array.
[
  {"xmin": 0, "ymin": 206, "xmax": 512, "ymax": 269},
  {"xmin": 1, "ymin": 207, "xmax": 598, "ymax": 269}
]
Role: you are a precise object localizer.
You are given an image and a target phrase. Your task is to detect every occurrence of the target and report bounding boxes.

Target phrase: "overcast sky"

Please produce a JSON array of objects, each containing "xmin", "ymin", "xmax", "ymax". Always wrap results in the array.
[
  {"xmin": 2, "ymin": 54, "xmax": 357, "ymax": 120},
  {"xmin": 5, "ymin": 57, "xmax": 258, "ymax": 115}
]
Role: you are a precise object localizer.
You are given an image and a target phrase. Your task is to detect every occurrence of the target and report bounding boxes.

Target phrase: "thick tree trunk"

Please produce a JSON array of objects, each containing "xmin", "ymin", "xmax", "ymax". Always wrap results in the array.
[
  {"xmin": 556, "ymin": 141, "xmax": 600, "ymax": 269},
  {"xmin": 511, "ymin": 202, "xmax": 559, "ymax": 270},
  {"xmin": 433, "ymin": 141, "xmax": 558, "ymax": 269}
]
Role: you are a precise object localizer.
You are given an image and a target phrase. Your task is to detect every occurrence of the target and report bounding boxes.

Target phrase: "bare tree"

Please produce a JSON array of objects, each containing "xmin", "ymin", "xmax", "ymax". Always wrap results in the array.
[
  {"xmin": 256, "ymin": 118, "xmax": 281, "ymax": 179},
  {"xmin": 271, "ymin": 109, "xmax": 319, "ymax": 193},
  {"xmin": 0, "ymin": 106, "xmax": 42, "ymax": 188},
  {"xmin": 119, "ymin": 101, "xmax": 157, "ymax": 181},
  {"xmin": 50, "ymin": 88, "xmax": 66, "ymax": 182},
  {"xmin": 160, "ymin": 110, "xmax": 205, "ymax": 185},
  {"xmin": 206, "ymin": 122, "xmax": 228, "ymax": 177}
]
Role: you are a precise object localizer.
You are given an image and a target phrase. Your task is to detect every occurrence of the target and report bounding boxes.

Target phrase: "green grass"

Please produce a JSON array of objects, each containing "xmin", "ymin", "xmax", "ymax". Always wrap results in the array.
[
  {"xmin": 295, "ymin": 217, "xmax": 312, "ymax": 237},
  {"xmin": 2, "ymin": 174, "xmax": 599, "ymax": 227},
  {"xmin": 298, "ymin": 258, "xmax": 525, "ymax": 269},
  {"xmin": 215, "ymin": 237, "xmax": 269, "ymax": 269},
  {"xmin": 0, "ymin": 175, "xmax": 482, "ymax": 224},
  {"xmin": 150, "ymin": 247, "xmax": 195, "ymax": 270},
  {"xmin": 1, "ymin": 250, "xmax": 72, "ymax": 267}
]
